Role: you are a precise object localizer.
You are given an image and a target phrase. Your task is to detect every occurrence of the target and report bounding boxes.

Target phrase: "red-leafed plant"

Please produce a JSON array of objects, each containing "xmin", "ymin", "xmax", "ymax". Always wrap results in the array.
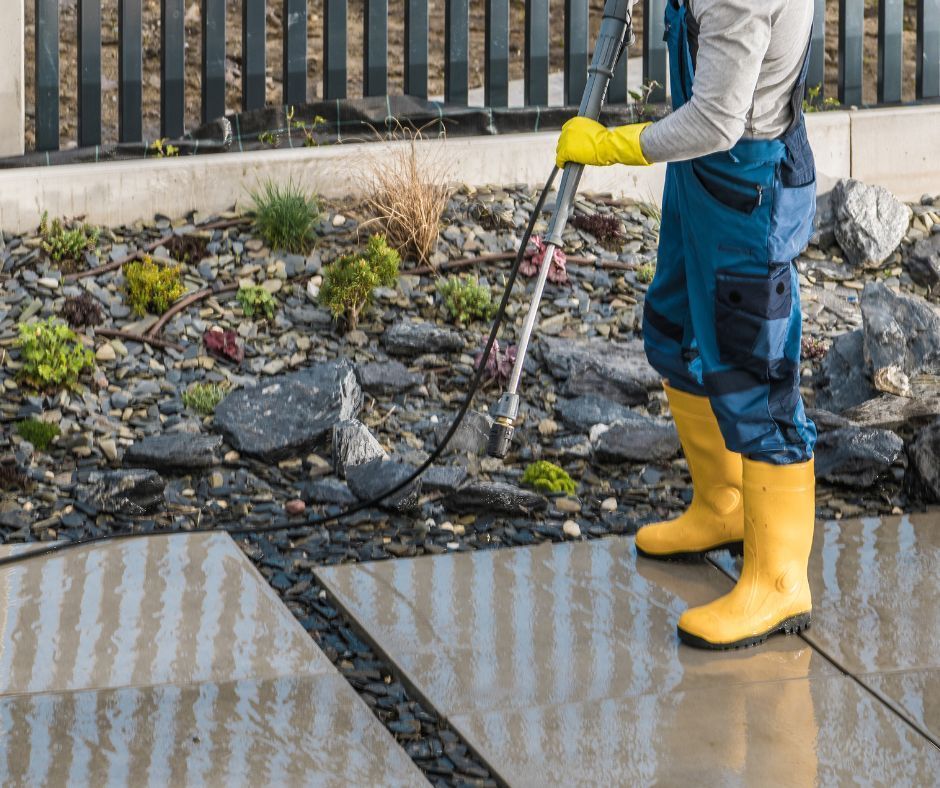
[
  {"xmin": 520, "ymin": 235, "xmax": 568, "ymax": 284},
  {"xmin": 475, "ymin": 340, "xmax": 517, "ymax": 386},
  {"xmin": 203, "ymin": 328, "xmax": 244, "ymax": 363}
]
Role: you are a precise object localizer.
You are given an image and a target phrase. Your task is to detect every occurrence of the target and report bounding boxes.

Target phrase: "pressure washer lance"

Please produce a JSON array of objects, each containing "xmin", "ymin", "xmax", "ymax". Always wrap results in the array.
[{"xmin": 487, "ymin": 0, "xmax": 636, "ymax": 459}]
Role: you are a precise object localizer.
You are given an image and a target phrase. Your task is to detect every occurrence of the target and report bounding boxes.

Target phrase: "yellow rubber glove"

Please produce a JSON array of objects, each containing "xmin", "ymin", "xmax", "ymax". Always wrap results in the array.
[{"xmin": 555, "ymin": 118, "xmax": 652, "ymax": 169}]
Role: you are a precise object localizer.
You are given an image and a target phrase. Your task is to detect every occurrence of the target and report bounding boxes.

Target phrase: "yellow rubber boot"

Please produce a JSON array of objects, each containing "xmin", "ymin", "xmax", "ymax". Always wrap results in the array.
[
  {"xmin": 635, "ymin": 384, "xmax": 744, "ymax": 559},
  {"xmin": 677, "ymin": 457, "xmax": 815, "ymax": 649}
]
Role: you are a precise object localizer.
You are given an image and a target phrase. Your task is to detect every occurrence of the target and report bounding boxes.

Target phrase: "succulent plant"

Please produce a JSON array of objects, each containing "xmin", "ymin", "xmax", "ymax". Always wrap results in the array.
[
  {"xmin": 203, "ymin": 328, "xmax": 244, "ymax": 363},
  {"xmin": 521, "ymin": 235, "xmax": 568, "ymax": 284},
  {"xmin": 475, "ymin": 340, "xmax": 517, "ymax": 386},
  {"xmin": 60, "ymin": 292, "xmax": 105, "ymax": 328}
]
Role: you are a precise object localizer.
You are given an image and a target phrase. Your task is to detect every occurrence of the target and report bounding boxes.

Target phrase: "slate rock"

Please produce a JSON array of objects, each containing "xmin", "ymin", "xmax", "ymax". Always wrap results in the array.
[
  {"xmin": 861, "ymin": 281, "xmax": 940, "ymax": 377},
  {"xmin": 832, "ymin": 178, "xmax": 912, "ymax": 268},
  {"xmin": 214, "ymin": 361, "xmax": 362, "ymax": 462},
  {"xmin": 555, "ymin": 394, "xmax": 646, "ymax": 433},
  {"xmin": 356, "ymin": 360, "xmax": 423, "ymax": 395},
  {"xmin": 346, "ymin": 458, "xmax": 422, "ymax": 511},
  {"xmin": 591, "ymin": 418, "xmax": 681, "ymax": 463},
  {"xmin": 541, "ymin": 336, "xmax": 660, "ymax": 405},
  {"xmin": 436, "ymin": 409, "xmax": 492, "ymax": 455},
  {"xmin": 842, "ymin": 392, "xmax": 940, "ymax": 430},
  {"xmin": 332, "ymin": 419, "xmax": 387, "ymax": 478},
  {"xmin": 75, "ymin": 469, "xmax": 165, "ymax": 514},
  {"xmin": 906, "ymin": 233, "xmax": 940, "ymax": 291},
  {"xmin": 298, "ymin": 477, "xmax": 358, "ymax": 505},
  {"xmin": 908, "ymin": 420, "xmax": 940, "ymax": 502},
  {"xmin": 816, "ymin": 329, "xmax": 877, "ymax": 413},
  {"xmin": 382, "ymin": 321, "xmax": 463, "ymax": 356},
  {"xmin": 123, "ymin": 433, "xmax": 223, "ymax": 472},
  {"xmin": 445, "ymin": 481, "xmax": 548, "ymax": 515},
  {"xmin": 420, "ymin": 465, "xmax": 468, "ymax": 494},
  {"xmin": 814, "ymin": 427, "xmax": 904, "ymax": 487},
  {"xmin": 804, "ymin": 408, "xmax": 856, "ymax": 433}
]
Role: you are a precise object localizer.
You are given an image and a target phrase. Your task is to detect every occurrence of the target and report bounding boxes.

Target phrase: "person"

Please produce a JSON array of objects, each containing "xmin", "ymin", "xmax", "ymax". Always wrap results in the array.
[{"xmin": 556, "ymin": 0, "xmax": 818, "ymax": 649}]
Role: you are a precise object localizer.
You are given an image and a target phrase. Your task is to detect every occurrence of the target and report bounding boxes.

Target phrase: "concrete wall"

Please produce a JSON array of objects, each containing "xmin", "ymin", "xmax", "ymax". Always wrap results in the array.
[
  {"xmin": 0, "ymin": 106, "xmax": 936, "ymax": 234},
  {"xmin": 0, "ymin": 0, "xmax": 25, "ymax": 158}
]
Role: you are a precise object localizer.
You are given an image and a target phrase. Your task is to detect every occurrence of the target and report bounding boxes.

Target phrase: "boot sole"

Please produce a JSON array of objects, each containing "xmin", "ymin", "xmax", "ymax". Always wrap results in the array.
[
  {"xmin": 636, "ymin": 540, "xmax": 744, "ymax": 563},
  {"xmin": 677, "ymin": 612, "xmax": 812, "ymax": 651}
]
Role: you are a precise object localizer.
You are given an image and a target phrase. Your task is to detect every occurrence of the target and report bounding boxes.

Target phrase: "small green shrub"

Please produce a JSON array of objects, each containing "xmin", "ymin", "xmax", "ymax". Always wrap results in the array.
[
  {"xmin": 319, "ymin": 235, "xmax": 400, "ymax": 329},
  {"xmin": 439, "ymin": 275, "xmax": 495, "ymax": 325},
  {"xmin": 124, "ymin": 256, "xmax": 186, "ymax": 316},
  {"xmin": 15, "ymin": 418, "xmax": 60, "ymax": 451},
  {"xmin": 15, "ymin": 318, "xmax": 94, "ymax": 391},
  {"xmin": 803, "ymin": 84, "xmax": 840, "ymax": 113},
  {"xmin": 149, "ymin": 138, "xmax": 179, "ymax": 157},
  {"xmin": 236, "ymin": 285, "xmax": 276, "ymax": 319},
  {"xmin": 39, "ymin": 211, "xmax": 99, "ymax": 271},
  {"xmin": 248, "ymin": 179, "xmax": 320, "ymax": 254},
  {"xmin": 521, "ymin": 460, "xmax": 577, "ymax": 496},
  {"xmin": 636, "ymin": 262, "xmax": 656, "ymax": 284},
  {"xmin": 182, "ymin": 382, "xmax": 229, "ymax": 415}
]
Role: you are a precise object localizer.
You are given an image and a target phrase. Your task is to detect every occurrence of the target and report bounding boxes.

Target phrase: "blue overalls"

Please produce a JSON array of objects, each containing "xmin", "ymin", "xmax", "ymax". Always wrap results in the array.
[{"xmin": 642, "ymin": 0, "xmax": 817, "ymax": 464}]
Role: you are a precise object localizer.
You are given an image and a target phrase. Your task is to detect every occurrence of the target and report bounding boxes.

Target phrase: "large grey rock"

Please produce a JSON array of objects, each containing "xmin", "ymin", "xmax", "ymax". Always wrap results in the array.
[
  {"xmin": 123, "ymin": 433, "xmax": 223, "ymax": 472},
  {"xmin": 816, "ymin": 329, "xmax": 877, "ymax": 413},
  {"xmin": 381, "ymin": 321, "xmax": 463, "ymax": 356},
  {"xmin": 445, "ymin": 481, "xmax": 548, "ymax": 516},
  {"xmin": 842, "ymin": 391, "xmax": 940, "ymax": 430},
  {"xmin": 299, "ymin": 477, "xmax": 357, "ymax": 506},
  {"xmin": 814, "ymin": 427, "xmax": 904, "ymax": 487},
  {"xmin": 591, "ymin": 418, "xmax": 681, "ymax": 463},
  {"xmin": 346, "ymin": 458, "xmax": 422, "ymax": 511},
  {"xmin": 541, "ymin": 336, "xmax": 660, "ymax": 405},
  {"xmin": 436, "ymin": 409, "xmax": 492, "ymax": 455},
  {"xmin": 214, "ymin": 361, "xmax": 362, "ymax": 462},
  {"xmin": 861, "ymin": 281, "xmax": 940, "ymax": 377},
  {"xmin": 906, "ymin": 234, "xmax": 940, "ymax": 292},
  {"xmin": 832, "ymin": 178, "xmax": 912, "ymax": 268},
  {"xmin": 420, "ymin": 465, "xmax": 468, "ymax": 494},
  {"xmin": 356, "ymin": 361, "xmax": 423, "ymax": 395},
  {"xmin": 555, "ymin": 394, "xmax": 646, "ymax": 433},
  {"xmin": 76, "ymin": 469, "xmax": 165, "ymax": 514},
  {"xmin": 908, "ymin": 420, "xmax": 940, "ymax": 502},
  {"xmin": 332, "ymin": 419, "xmax": 387, "ymax": 478}
]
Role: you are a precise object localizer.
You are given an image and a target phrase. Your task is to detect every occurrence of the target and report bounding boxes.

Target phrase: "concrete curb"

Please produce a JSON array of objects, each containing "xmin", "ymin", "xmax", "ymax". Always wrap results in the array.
[{"xmin": 0, "ymin": 106, "xmax": 937, "ymax": 234}]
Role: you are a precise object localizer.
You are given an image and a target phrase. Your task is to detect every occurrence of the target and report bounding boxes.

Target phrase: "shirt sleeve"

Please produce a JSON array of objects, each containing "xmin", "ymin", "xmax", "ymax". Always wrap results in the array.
[{"xmin": 638, "ymin": 0, "xmax": 774, "ymax": 163}]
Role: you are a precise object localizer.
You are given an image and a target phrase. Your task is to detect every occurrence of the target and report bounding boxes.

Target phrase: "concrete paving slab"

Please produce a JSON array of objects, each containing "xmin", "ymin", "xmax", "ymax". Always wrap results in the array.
[
  {"xmin": 797, "ymin": 512, "xmax": 939, "ymax": 675},
  {"xmin": 860, "ymin": 669, "xmax": 940, "ymax": 743},
  {"xmin": 0, "ymin": 672, "xmax": 425, "ymax": 787},
  {"xmin": 317, "ymin": 538, "xmax": 837, "ymax": 718},
  {"xmin": 0, "ymin": 533, "xmax": 332, "ymax": 695},
  {"xmin": 0, "ymin": 533, "xmax": 429, "ymax": 786},
  {"xmin": 449, "ymin": 672, "xmax": 940, "ymax": 787}
]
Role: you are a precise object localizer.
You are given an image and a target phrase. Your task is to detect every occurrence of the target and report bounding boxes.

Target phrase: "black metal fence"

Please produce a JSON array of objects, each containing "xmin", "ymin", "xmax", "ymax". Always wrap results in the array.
[{"xmin": 29, "ymin": 0, "xmax": 940, "ymax": 152}]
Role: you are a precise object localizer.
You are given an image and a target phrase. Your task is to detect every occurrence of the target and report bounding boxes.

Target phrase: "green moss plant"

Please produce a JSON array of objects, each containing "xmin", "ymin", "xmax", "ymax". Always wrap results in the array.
[
  {"xmin": 439, "ymin": 275, "xmax": 495, "ymax": 325},
  {"xmin": 123, "ymin": 256, "xmax": 186, "ymax": 316},
  {"xmin": 15, "ymin": 418, "xmax": 60, "ymax": 451},
  {"xmin": 15, "ymin": 318, "xmax": 95, "ymax": 391},
  {"xmin": 182, "ymin": 382, "xmax": 229, "ymax": 415},
  {"xmin": 39, "ymin": 211, "xmax": 99, "ymax": 272},
  {"xmin": 236, "ymin": 285, "xmax": 276, "ymax": 320},
  {"xmin": 521, "ymin": 460, "xmax": 577, "ymax": 496},
  {"xmin": 319, "ymin": 235, "xmax": 400, "ymax": 329},
  {"xmin": 636, "ymin": 262, "xmax": 656, "ymax": 285},
  {"xmin": 248, "ymin": 179, "xmax": 320, "ymax": 254}
]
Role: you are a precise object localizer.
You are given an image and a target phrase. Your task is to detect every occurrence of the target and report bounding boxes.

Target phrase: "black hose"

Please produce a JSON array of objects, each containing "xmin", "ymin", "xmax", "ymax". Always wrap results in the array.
[{"xmin": 0, "ymin": 167, "xmax": 561, "ymax": 570}]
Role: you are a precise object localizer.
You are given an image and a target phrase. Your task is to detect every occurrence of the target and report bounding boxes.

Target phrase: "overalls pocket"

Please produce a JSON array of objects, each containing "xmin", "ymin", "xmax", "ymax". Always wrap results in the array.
[
  {"xmin": 714, "ymin": 264, "xmax": 792, "ymax": 370},
  {"xmin": 691, "ymin": 159, "xmax": 764, "ymax": 215},
  {"xmin": 768, "ymin": 119, "xmax": 817, "ymax": 262}
]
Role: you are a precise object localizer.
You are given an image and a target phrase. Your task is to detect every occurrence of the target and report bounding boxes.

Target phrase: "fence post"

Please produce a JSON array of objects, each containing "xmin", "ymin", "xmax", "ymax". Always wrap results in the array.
[{"xmin": 0, "ymin": 0, "xmax": 25, "ymax": 156}]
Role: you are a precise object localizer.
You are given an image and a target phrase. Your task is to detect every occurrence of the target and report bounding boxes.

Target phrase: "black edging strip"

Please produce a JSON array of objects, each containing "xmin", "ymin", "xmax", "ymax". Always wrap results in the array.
[{"xmin": 705, "ymin": 554, "xmax": 940, "ymax": 752}]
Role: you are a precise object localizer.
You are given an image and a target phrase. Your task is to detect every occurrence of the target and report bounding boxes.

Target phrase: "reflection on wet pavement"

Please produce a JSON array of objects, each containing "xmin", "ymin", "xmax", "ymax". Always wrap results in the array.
[
  {"xmin": 0, "ymin": 534, "xmax": 427, "ymax": 786},
  {"xmin": 318, "ymin": 517, "xmax": 940, "ymax": 784}
]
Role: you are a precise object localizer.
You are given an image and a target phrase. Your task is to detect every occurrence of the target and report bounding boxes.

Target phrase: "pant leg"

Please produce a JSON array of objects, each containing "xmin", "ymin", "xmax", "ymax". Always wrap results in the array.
[
  {"xmin": 642, "ymin": 163, "xmax": 706, "ymax": 397},
  {"xmin": 672, "ymin": 148, "xmax": 816, "ymax": 465}
]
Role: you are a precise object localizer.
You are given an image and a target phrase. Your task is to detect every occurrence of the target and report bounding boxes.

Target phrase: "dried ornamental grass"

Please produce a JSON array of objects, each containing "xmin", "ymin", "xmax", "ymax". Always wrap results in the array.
[{"xmin": 362, "ymin": 130, "xmax": 450, "ymax": 267}]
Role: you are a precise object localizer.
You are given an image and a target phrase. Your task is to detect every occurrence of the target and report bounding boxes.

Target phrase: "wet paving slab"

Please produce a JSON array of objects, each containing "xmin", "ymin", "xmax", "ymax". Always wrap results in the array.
[
  {"xmin": 0, "ymin": 534, "xmax": 426, "ymax": 786},
  {"xmin": 317, "ymin": 516, "xmax": 940, "ymax": 785}
]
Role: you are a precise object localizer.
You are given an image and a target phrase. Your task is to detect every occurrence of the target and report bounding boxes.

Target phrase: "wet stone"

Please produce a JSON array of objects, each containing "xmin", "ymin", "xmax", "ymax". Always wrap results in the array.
[
  {"xmin": 356, "ymin": 361, "xmax": 423, "ymax": 396},
  {"xmin": 381, "ymin": 321, "xmax": 464, "ymax": 356},
  {"xmin": 420, "ymin": 465, "xmax": 468, "ymax": 494},
  {"xmin": 75, "ymin": 468, "xmax": 165, "ymax": 514},
  {"xmin": 213, "ymin": 361, "xmax": 362, "ymax": 462},
  {"xmin": 908, "ymin": 420, "xmax": 940, "ymax": 502},
  {"xmin": 437, "ymin": 410, "xmax": 492, "ymax": 456},
  {"xmin": 332, "ymin": 419, "xmax": 387, "ymax": 478},
  {"xmin": 445, "ymin": 481, "xmax": 548, "ymax": 516},
  {"xmin": 298, "ymin": 478, "xmax": 358, "ymax": 506},
  {"xmin": 816, "ymin": 329, "xmax": 877, "ymax": 413},
  {"xmin": 814, "ymin": 427, "xmax": 905, "ymax": 487},
  {"xmin": 123, "ymin": 433, "xmax": 223, "ymax": 472},
  {"xmin": 346, "ymin": 458, "xmax": 422, "ymax": 512}
]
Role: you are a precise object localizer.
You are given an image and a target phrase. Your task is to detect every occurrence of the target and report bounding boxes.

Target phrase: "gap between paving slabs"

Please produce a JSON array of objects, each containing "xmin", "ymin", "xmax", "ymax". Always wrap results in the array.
[
  {"xmin": 703, "ymin": 551, "xmax": 940, "ymax": 751},
  {"xmin": 237, "ymin": 532, "xmax": 501, "ymax": 787}
]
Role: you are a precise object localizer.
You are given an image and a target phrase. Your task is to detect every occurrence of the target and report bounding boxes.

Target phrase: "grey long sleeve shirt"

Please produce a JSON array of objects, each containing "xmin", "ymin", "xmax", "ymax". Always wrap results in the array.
[{"xmin": 639, "ymin": 0, "xmax": 814, "ymax": 163}]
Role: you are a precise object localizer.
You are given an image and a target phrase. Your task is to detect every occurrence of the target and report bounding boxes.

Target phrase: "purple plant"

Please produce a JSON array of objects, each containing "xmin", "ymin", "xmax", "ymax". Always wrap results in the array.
[
  {"xmin": 801, "ymin": 336, "xmax": 829, "ymax": 362},
  {"xmin": 475, "ymin": 340, "xmax": 517, "ymax": 386},
  {"xmin": 520, "ymin": 235, "xmax": 569, "ymax": 284},
  {"xmin": 203, "ymin": 328, "xmax": 244, "ymax": 363},
  {"xmin": 571, "ymin": 213, "xmax": 623, "ymax": 243}
]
